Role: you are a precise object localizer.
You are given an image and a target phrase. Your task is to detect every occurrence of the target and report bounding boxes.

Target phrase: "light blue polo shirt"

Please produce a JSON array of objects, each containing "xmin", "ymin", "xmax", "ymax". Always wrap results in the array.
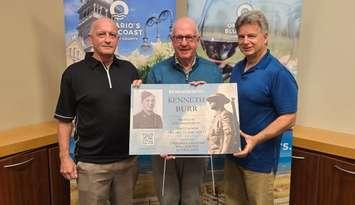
[{"xmin": 146, "ymin": 55, "xmax": 222, "ymax": 84}]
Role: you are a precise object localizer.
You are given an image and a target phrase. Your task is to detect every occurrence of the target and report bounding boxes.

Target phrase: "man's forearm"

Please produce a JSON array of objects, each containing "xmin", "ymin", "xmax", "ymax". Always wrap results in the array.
[
  {"xmin": 57, "ymin": 121, "xmax": 73, "ymax": 160},
  {"xmin": 254, "ymin": 113, "xmax": 296, "ymax": 144}
]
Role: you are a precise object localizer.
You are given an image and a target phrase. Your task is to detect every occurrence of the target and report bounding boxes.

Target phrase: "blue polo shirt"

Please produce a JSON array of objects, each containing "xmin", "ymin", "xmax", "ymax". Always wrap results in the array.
[{"xmin": 230, "ymin": 50, "xmax": 298, "ymax": 172}]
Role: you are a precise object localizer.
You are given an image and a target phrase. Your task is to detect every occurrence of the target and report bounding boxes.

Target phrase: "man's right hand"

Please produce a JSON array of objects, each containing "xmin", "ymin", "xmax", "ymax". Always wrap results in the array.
[
  {"xmin": 132, "ymin": 79, "xmax": 143, "ymax": 88},
  {"xmin": 60, "ymin": 156, "xmax": 77, "ymax": 180}
]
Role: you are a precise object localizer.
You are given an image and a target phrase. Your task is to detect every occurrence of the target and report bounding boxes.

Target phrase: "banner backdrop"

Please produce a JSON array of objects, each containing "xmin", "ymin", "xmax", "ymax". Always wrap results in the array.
[
  {"xmin": 188, "ymin": 0, "xmax": 302, "ymax": 204},
  {"xmin": 64, "ymin": 0, "xmax": 176, "ymax": 204}
]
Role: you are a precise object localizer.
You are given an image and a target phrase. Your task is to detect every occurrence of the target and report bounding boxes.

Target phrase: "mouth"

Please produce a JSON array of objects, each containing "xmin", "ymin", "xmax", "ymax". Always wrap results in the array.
[
  {"xmin": 179, "ymin": 48, "xmax": 191, "ymax": 53},
  {"xmin": 241, "ymin": 47, "xmax": 253, "ymax": 51}
]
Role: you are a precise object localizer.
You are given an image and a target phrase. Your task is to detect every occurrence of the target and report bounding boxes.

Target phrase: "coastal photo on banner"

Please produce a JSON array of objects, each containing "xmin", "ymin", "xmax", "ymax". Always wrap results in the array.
[
  {"xmin": 64, "ymin": 0, "xmax": 176, "ymax": 204},
  {"xmin": 64, "ymin": 0, "xmax": 176, "ymax": 77},
  {"xmin": 187, "ymin": 0, "xmax": 303, "ymax": 204}
]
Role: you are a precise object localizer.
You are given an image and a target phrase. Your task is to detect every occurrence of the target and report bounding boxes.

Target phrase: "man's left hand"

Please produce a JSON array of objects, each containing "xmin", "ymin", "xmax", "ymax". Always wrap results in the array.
[
  {"xmin": 233, "ymin": 130, "xmax": 258, "ymax": 158},
  {"xmin": 189, "ymin": 81, "xmax": 206, "ymax": 86},
  {"xmin": 160, "ymin": 154, "xmax": 176, "ymax": 160}
]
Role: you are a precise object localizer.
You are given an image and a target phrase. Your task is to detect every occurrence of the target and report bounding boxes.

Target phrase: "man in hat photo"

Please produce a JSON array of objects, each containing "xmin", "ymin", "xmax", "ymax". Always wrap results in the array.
[
  {"xmin": 133, "ymin": 90, "xmax": 163, "ymax": 129},
  {"xmin": 207, "ymin": 93, "xmax": 239, "ymax": 154}
]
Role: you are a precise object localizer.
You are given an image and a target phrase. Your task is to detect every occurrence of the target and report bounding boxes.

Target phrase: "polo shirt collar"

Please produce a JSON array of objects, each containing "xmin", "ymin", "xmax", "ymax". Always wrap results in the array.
[
  {"xmin": 172, "ymin": 55, "xmax": 198, "ymax": 72},
  {"xmin": 85, "ymin": 52, "xmax": 120, "ymax": 70},
  {"xmin": 241, "ymin": 49, "xmax": 272, "ymax": 73}
]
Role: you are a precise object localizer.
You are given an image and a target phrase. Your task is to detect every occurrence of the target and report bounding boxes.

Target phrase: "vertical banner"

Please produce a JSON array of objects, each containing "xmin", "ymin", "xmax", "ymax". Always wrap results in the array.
[
  {"xmin": 64, "ymin": 0, "xmax": 176, "ymax": 204},
  {"xmin": 188, "ymin": 0, "xmax": 303, "ymax": 204}
]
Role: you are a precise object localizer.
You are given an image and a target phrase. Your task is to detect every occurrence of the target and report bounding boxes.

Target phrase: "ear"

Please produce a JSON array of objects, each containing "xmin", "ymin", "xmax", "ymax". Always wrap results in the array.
[
  {"xmin": 87, "ymin": 34, "xmax": 93, "ymax": 46},
  {"xmin": 196, "ymin": 35, "xmax": 201, "ymax": 43},
  {"xmin": 264, "ymin": 32, "xmax": 269, "ymax": 44}
]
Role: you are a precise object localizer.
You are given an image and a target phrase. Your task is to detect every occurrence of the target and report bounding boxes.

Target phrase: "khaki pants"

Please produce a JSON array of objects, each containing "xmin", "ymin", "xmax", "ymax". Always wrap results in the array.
[
  {"xmin": 77, "ymin": 157, "xmax": 138, "ymax": 205},
  {"xmin": 224, "ymin": 157, "xmax": 275, "ymax": 205}
]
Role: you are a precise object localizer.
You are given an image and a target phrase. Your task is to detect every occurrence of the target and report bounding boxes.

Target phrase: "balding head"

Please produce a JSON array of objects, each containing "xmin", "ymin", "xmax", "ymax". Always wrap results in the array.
[
  {"xmin": 88, "ymin": 17, "xmax": 119, "ymax": 63},
  {"xmin": 89, "ymin": 17, "xmax": 118, "ymax": 36},
  {"xmin": 170, "ymin": 17, "xmax": 200, "ymax": 68},
  {"xmin": 171, "ymin": 17, "xmax": 199, "ymax": 36}
]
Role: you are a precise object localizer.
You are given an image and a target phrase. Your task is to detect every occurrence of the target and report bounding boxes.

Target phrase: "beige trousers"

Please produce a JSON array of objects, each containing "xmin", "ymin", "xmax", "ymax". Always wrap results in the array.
[
  {"xmin": 224, "ymin": 157, "xmax": 275, "ymax": 205},
  {"xmin": 76, "ymin": 157, "xmax": 138, "ymax": 205}
]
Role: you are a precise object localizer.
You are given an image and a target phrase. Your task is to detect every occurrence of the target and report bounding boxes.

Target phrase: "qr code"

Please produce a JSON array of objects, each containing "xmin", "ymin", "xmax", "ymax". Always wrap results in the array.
[{"xmin": 142, "ymin": 133, "xmax": 154, "ymax": 145}]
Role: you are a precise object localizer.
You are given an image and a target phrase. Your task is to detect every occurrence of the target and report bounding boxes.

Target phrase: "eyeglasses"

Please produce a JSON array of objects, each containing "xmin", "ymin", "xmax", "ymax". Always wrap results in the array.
[{"xmin": 171, "ymin": 35, "xmax": 198, "ymax": 43}]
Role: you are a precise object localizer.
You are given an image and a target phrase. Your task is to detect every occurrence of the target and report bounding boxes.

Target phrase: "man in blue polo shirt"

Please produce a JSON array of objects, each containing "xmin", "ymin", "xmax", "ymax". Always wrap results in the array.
[{"xmin": 225, "ymin": 10, "xmax": 298, "ymax": 205}]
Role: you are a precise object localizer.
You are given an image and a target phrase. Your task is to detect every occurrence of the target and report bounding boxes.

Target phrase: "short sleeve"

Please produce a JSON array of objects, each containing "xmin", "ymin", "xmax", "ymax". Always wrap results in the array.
[
  {"xmin": 54, "ymin": 68, "xmax": 76, "ymax": 122},
  {"xmin": 271, "ymin": 68, "xmax": 298, "ymax": 115}
]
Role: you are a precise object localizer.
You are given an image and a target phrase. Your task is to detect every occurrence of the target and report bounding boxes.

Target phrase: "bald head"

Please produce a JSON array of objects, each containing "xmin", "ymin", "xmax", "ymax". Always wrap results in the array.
[
  {"xmin": 88, "ymin": 17, "xmax": 119, "ymax": 63},
  {"xmin": 171, "ymin": 17, "xmax": 199, "ymax": 36},
  {"xmin": 170, "ymin": 17, "xmax": 200, "ymax": 68}
]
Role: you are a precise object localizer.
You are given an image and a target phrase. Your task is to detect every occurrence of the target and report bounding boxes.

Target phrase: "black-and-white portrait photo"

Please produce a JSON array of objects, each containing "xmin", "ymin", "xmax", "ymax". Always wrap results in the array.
[{"xmin": 133, "ymin": 90, "xmax": 163, "ymax": 129}]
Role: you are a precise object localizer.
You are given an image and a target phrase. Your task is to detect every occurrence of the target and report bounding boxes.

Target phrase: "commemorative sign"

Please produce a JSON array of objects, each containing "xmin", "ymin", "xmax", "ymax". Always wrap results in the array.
[{"xmin": 129, "ymin": 83, "xmax": 240, "ymax": 155}]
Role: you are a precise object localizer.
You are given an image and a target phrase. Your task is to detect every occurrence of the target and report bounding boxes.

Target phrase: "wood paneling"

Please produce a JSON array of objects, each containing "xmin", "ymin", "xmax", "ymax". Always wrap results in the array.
[
  {"xmin": 290, "ymin": 148, "xmax": 320, "ymax": 205},
  {"xmin": 318, "ymin": 155, "xmax": 355, "ymax": 205},
  {"xmin": 0, "ymin": 148, "xmax": 50, "ymax": 205},
  {"xmin": 290, "ymin": 147, "xmax": 355, "ymax": 205},
  {"xmin": 49, "ymin": 146, "xmax": 70, "ymax": 205}
]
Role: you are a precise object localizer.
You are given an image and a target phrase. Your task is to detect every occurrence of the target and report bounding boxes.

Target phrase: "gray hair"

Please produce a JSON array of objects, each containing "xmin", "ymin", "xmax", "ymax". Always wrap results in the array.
[
  {"xmin": 235, "ymin": 10, "xmax": 269, "ymax": 34},
  {"xmin": 88, "ymin": 17, "xmax": 118, "ymax": 36}
]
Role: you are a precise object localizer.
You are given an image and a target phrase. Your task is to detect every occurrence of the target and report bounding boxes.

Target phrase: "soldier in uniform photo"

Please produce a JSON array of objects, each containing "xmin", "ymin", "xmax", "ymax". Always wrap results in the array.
[
  {"xmin": 207, "ymin": 93, "xmax": 238, "ymax": 154},
  {"xmin": 133, "ymin": 90, "xmax": 163, "ymax": 129}
]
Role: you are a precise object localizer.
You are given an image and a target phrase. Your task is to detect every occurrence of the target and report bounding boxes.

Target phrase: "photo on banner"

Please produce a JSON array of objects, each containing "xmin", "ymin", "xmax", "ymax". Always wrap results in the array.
[
  {"xmin": 64, "ymin": 0, "xmax": 176, "ymax": 203},
  {"xmin": 187, "ymin": 0, "xmax": 303, "ymax": 204},
  {"xmin": 64, "ymin": 0, "xmax": 176, "ymax": 79}
]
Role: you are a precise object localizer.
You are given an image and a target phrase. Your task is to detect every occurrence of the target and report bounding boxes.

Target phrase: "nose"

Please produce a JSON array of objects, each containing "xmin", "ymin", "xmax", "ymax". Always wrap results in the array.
[
  {"xmin": 239, "ymin": 37, "xmax": 248, "ymax": 44},
  {"xmin": 180, "ymin": 37, "xmax": 189, "ymax": 46},
  {"xmin": 105, "ymin": 34, "xmax": 112, "ymax": 42}
]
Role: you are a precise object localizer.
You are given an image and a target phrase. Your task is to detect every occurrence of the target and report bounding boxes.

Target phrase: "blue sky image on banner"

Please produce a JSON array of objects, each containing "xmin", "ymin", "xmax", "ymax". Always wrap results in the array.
[{"xmin": 64, "ymin": 0, "xmax": 176, "ymax": 70}]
